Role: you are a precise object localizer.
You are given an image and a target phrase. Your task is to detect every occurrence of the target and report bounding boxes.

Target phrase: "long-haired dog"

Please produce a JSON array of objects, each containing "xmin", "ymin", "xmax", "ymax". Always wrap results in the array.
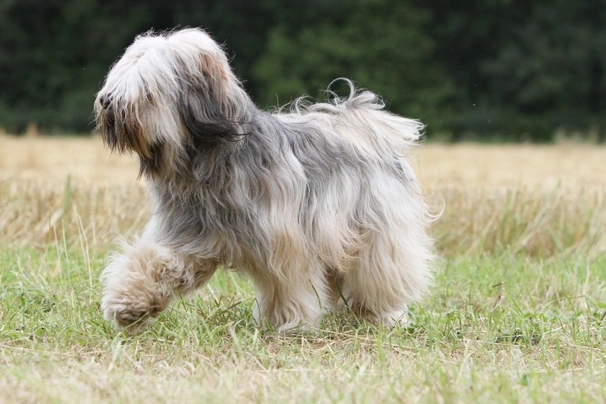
[{"xmin": 94, "ymin": 28, "xmax": 435, "ymax": 332}]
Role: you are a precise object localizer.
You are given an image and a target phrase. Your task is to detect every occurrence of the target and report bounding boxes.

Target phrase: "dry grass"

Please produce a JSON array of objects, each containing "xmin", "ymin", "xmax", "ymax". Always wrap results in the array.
[
  {"xmin": 1, "ymin": 135, "xmax": 605, "ymax": 403},
  {"xmin": 0, "ymin": 134, "xmax": 139, "ymax": 185},
  {"xmin": 1, "ymin": 135, "xmax": 604, "ymax": 257},
  {"xmin": 3, "ymin": 135, "xmax": 605, "ymax": 190}
]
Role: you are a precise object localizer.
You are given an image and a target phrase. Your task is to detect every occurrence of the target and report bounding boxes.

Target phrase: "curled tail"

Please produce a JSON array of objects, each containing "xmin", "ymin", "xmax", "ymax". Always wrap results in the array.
[{"xmin": 299, "ymin": 78, "xmax": 424, "ymax": 156}]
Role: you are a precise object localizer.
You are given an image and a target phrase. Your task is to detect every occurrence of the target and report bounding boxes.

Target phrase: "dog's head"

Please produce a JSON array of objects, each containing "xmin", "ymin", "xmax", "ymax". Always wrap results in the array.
[{"xmin": 94, "ymin": 28, "xmax": 251, "ymax": 176}]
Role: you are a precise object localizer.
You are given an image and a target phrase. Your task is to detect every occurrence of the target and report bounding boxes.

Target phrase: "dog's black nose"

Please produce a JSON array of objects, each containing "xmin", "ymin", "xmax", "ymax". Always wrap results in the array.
[{"xmin": 99, "ymin": 94, "xmax": 111, "ymax": 109}]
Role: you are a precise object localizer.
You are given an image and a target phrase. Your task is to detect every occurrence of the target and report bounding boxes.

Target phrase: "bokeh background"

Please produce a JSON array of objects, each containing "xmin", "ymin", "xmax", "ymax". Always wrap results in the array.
[{"xmin": 1, "ymin": 0, "xmax": 605, "ymax": 141}]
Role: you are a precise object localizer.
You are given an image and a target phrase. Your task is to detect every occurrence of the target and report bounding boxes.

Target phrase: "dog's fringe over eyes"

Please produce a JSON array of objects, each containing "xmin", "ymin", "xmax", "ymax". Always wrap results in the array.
[{"xmin": 94, "ymin": 27, "xmax": 437, "ymax": 333}]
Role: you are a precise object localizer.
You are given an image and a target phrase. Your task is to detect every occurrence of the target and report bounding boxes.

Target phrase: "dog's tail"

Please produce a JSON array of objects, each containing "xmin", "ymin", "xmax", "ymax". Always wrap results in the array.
[{"xmin": 304, "ymin": 78, "xmax": 424, "ymax": 156}]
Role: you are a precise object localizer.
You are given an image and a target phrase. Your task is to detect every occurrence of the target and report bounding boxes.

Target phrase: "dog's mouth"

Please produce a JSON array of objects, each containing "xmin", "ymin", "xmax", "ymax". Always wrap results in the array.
[
  {"xmin": 95, "ymin": 95, "xmax": 166, "ymax": 178},
  {"xmin": 96, "ymin": 107, "xmax": 156, "ymax": 160},
  {"xmin": 100, "ymin": 120, "xmax": 164, "ymax": 178}
]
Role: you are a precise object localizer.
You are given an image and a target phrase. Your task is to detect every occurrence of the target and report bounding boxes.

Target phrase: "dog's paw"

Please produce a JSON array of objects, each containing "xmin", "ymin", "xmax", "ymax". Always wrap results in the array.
[
  {"xmin": 102, "ymin": 294, "xmax": 166, "ymax": 332},
  {"xmin": 343, "ymin": 300, "xmax": 409, "ymax": 328}
]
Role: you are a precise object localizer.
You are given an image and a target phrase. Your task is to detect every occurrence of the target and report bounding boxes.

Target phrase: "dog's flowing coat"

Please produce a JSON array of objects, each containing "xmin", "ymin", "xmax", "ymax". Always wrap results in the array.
[{"xmin": 95, "ymin": 28, "xmax": 435, "ymax": 331}]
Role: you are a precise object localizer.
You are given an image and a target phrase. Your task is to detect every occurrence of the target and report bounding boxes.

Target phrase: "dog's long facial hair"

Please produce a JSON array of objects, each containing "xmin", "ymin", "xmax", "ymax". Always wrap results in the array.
[{"xmin": 94, "ymin": 28, "xmax": 435, "ymax": 332}]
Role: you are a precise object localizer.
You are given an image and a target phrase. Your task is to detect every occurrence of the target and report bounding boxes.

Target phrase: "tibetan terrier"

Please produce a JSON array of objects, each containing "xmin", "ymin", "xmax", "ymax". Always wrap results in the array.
[{"xmin": 94, "ymin": 28, "xmax": 435, "ymax": 332}]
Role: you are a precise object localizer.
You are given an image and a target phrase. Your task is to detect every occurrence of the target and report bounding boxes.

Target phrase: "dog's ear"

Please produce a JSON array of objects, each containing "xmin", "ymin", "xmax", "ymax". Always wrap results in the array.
[
  {"xmin": 180, "ymin": 54, "xmax": 244, "ymax": 146},
  {"xmin": 181, "ymin": 86, "xmax": 241, "ymax": 145}
]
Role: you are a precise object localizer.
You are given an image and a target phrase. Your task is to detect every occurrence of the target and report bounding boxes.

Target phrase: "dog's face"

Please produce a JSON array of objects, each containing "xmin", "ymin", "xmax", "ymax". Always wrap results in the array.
[{"xmin": 94, "ymin": 29, "xmax": 249, "ymax": 176}]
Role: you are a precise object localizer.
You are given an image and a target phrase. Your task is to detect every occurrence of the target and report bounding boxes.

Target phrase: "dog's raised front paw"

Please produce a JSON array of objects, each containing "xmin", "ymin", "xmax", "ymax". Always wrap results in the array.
[{"xmin": 102, "ymin": 295, "xmax": 166, "ymax": 332}]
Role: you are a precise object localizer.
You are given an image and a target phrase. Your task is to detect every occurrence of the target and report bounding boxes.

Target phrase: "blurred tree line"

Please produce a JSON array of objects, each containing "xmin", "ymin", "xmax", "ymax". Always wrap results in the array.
[{"xmin": 0, "ymin": 0, "xmax": 604, "ymax": 141}]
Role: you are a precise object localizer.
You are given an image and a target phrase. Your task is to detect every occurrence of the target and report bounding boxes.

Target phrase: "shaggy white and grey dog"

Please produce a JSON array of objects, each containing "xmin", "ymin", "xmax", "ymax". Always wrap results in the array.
[{"xmin": 94, "ymin": 28, "xmax": 435, "ymax": 332}]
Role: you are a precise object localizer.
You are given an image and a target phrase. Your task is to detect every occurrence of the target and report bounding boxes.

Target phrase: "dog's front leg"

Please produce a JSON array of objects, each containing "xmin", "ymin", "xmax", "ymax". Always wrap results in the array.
[{"xmin": 100, "ymin": 234, "xmax": 217, "ymax": 332}]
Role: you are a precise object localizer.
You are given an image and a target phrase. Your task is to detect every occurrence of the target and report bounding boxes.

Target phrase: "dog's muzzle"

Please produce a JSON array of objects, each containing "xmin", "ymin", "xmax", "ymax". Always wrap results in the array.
[{"xmin": 98, "ymin": 94, "xmax": 112, "ymax": 110}]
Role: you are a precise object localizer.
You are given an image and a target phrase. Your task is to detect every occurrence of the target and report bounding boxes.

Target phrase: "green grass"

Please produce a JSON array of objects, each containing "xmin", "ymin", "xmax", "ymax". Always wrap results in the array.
[{"xmin": 1, "ymin": 242, "xmax": 604, "ymax": 403}]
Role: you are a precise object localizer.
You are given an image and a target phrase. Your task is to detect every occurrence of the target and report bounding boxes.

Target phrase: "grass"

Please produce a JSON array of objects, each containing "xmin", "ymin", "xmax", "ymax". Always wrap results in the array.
[
  {"xmin": 2, "ymin": 247, "xmax": 604, "ymax": 402},
  {"xmin": 1, "ymin": 136, "xmax": 605, "ymax": 403}
]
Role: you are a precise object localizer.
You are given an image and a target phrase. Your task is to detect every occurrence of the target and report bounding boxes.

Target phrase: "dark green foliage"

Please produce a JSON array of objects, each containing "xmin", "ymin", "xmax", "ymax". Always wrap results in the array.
[
  {"xmin": 419, "ymin": 0, "xmax": 606, "ymax": 140},
  {"xmin": 0, "ymin": 0, "xmax": 604, "ymax": 140},
  {"xmin": 252, "ymin": 1, "xmax": 455, "ymax": 132}
]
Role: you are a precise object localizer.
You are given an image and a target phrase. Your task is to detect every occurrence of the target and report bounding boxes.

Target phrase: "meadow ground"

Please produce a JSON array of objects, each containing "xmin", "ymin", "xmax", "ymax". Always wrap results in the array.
[{"xmin": 0, "ymin": 135, "xmax": 604, "ymax": 403}]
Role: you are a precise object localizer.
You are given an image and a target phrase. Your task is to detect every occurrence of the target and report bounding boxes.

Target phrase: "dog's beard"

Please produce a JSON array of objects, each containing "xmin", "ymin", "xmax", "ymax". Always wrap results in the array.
[
  {"xmin": 96, "ymin": 98, "xmax": 164, "ymax": 157},
  {"xmin": 95, "ymin": 106, "xmax": 169, "ymax": 178}
]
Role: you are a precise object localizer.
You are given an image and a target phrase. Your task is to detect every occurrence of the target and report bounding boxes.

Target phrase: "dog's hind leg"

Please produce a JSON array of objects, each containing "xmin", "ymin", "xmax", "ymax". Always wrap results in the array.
[
  {"xmin": 101, "ymin": 236, "xmax": 218, "ymax": 331},
  {"xmin": 340, "ymin": 227, "xmax": 433, "ymax": 327}
]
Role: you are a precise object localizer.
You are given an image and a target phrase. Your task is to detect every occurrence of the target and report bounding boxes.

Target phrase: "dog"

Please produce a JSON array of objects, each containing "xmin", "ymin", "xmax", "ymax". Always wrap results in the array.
[{"xmin": 94, "ymin": 28, "xmax": 435, "ymax": 332}]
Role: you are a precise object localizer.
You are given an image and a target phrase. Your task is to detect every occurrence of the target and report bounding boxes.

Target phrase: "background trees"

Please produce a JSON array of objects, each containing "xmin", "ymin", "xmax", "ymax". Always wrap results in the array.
[{"xmin": 0, "ymin": 0, "xmax": 604, "ymax": 141}]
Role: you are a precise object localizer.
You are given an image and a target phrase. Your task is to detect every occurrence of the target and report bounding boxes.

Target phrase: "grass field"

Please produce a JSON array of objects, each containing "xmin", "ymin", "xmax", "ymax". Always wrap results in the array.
[{"xmin": 1, "ymin": 135, "xmax": 605, "ymax": 403}]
